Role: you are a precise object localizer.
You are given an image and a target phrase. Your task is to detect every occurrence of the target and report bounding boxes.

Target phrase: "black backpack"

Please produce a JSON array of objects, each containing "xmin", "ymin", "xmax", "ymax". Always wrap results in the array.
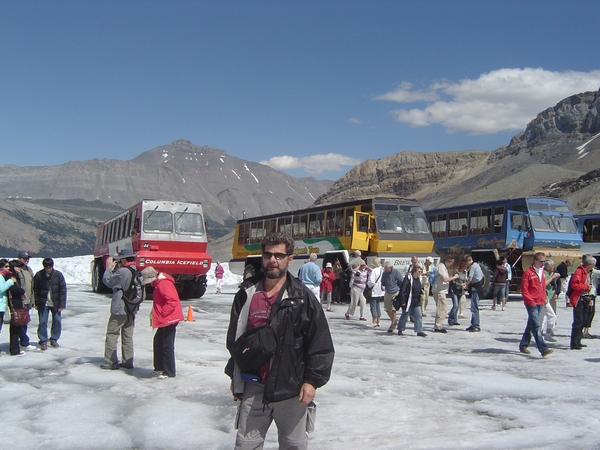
[{"xmin": 121, "ymin": 266, "xmax": 144, "ymax": 315}]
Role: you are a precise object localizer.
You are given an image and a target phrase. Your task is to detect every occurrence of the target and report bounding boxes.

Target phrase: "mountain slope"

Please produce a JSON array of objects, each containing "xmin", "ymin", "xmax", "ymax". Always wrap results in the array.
[{"xmin": 316, "ymin": 89, "xmax": 600, "ymax": 214}]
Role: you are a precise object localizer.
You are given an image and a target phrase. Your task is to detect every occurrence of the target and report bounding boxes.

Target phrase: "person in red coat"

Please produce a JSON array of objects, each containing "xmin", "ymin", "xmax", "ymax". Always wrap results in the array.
[
  {"xmin": 519, "ymin": 252, "xmax": 553, "ymax": 357},
  {"xmin": 320, "ymin": 262, "xmax": 336, "ymax": 312},
  {"xmin": 141, "ymin": 266, "xmax": 185, "ymax": 378},
  {"xmin": 567, "ymin": 255, "xmax": 597, "ymax": 350}
]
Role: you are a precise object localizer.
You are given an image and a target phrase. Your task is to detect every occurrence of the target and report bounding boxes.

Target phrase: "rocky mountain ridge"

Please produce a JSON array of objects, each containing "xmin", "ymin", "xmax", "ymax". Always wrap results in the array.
[{"xmin": 315, "ymin": 89, "xmax": 600, "ymax": 214}]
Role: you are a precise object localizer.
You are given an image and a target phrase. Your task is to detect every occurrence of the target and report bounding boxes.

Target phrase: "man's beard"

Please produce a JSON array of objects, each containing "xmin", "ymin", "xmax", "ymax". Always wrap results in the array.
[{"xmin": 263, "ymin": 265, "xmax": 288, "ymax": 280}]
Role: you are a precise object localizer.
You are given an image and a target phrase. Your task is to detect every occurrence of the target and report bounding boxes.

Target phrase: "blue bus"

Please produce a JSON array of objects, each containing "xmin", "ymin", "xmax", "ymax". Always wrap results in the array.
[{"xmin": 426, "ymin": 197, "xmax": 582, "ymax": 293}]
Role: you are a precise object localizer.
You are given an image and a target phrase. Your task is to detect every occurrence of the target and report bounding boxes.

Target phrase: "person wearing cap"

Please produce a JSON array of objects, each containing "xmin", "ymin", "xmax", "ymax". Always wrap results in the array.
[
  {"xmin": 33, "ymin": 258, "xmax": 67, "ymax": 350},
  {"xmin": 16, "ymin": 251, "xmax": 36, "ymax": 349},
  {"xmin": 100, "ymin": 248, "xmax": 139, "ymax": 370},
  {"xmin": 320, "ymin": 262, "xmax": 336, "ymax": 312},
  {"xmin": 141, "ymin": 266, "xmax": 184, "ymax": 378}
]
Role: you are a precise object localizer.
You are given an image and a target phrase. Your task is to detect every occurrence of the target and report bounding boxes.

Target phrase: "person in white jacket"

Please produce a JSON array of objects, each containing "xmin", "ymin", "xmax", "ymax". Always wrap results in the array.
[{"xmin": 367, "ymin": 258, "xmax": 384, "ymax": 327}]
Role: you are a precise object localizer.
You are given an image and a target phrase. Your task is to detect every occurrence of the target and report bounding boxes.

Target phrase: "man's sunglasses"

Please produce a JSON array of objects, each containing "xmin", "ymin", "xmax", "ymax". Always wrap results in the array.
[{"xmin": 262, "ymin": 252, "xmax": 291, "ymax": 260}]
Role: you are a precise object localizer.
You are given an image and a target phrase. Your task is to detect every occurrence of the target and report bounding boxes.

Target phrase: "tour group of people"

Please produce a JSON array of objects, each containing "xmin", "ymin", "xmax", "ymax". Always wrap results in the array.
[
  {"xmin": 0, "ymin": 252, "xmax": 67, "ymax": 356},
  {"xmin": 306, "ymin": 249, "xmax": 597, "ymax": 357}
]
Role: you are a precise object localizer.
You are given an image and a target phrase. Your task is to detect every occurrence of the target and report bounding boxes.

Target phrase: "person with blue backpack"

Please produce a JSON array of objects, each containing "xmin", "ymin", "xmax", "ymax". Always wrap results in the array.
[{"xmin": 100, "ymin": 248, "xmax": 141, "ymax": 370}]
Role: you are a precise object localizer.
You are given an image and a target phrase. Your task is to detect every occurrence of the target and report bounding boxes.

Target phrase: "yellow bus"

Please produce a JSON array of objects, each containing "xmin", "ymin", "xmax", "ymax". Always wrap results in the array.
[{"xmin": 229, "ymin": 196, "xmax": 436, "ymax": 282}]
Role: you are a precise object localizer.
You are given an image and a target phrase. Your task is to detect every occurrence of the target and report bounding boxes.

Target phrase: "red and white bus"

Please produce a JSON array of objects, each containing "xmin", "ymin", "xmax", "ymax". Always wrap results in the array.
[{"xmin": 92, "ymin": 199, "xmax": 212, "ymax": 299}]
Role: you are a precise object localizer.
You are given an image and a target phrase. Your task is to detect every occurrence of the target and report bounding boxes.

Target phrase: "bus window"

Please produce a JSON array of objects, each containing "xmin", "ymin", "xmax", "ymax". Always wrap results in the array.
[
  {"xmin": 402, "ymin": 216, "xmax": 429, "ymax": 234},
  {"xmin": 529, "ymin": 213, "xmax": 553, "ymax": 232},
  {"xmin": 344, "ymin": 207, "xmax": 354, "ymax": 236},
  {"xmin": 449, "ymin": 211, "xmax": 468, "ymax": 236},
  {"xmin": 264, "ymin": 219, "xmax": 276, "ymax": 235},
  {"xmin": 377, "ymin": 215, "xmax": 402, "ymax": 232},
  {"xmin": 175, "ymin": 212, "xmax": 205, "ymax": 235},
  {"xmin": 583, "ymin": 218, "xmax": 600, "ymax": 242},
  {"xmin": 428, "ymin": 213, "xmax": 446, "ymax": 238},
  {"xmin": 510, "ymin": 213, "xmax": 524, "ymax": 231},
  {"xmin": 493, "ymin": 207, "xmax": 504, "ymax": 233},
  {"xmin": 249, "ymin": 221, "xmax": 263, "ymax": 243},
  {"xmin": 130, "ymin": 211, "xmax": 138, "ymax": 236},
  {"xmin": 326, "ymin": 209, "xmax": 343, "ymax": 236},
  {"xmin": 293, "ymin": 214, "xmax": 307, "ymax": 240},
  {"xmin": 470, "ymin": 208, "xmax": 491, "ymax": 235},
  {"xmin": 144, "ymin": 211, "xmax": 173, "ymax": 234},
  {"xmin": 277, "ymin": 215, "xmax": 293, "ymax": 236},
  {"xmin": 309, "ymin": 212, "xmax": 324, "ymax": 238},
  {"xmin": 552, "ymin": 216, "xmax": 577, "ymax": 234},
  {"xmin": 239, "ymin": 223, "xmax": 250, "ymax": 245},
  {"xmin": 357, "ymin": 214, "xmax": 369, "ymax": 232}
]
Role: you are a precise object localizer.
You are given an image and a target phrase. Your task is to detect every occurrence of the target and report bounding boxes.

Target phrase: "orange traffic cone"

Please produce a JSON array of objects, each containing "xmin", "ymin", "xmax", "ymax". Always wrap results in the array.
[{"xmin": 185, "ymin": 305, "xmax": 195, "ymax": 322}]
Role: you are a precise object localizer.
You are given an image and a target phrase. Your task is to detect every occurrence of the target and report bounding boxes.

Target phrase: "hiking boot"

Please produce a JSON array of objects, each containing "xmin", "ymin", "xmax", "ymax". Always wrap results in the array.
[
  {"xmin": 541, "ymin": 349, "xmax": 553, "ymax": 357},
  {"xmin": 100, "ymin": 363, "xmax": 120, "ymax": 370},
  {"xmin": 519, "ymin": 347, "xmax": 531, "ymax": 354}
]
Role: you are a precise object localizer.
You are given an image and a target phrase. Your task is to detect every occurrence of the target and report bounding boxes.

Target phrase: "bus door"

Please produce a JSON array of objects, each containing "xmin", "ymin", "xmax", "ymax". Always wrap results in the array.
[
  {"xmin": 351, "ymin": 212, "xmax": 371, "ymax": 251},
  {"xmin": 506, "ymin": 210, "xmax": 526, "ymax": 249}
]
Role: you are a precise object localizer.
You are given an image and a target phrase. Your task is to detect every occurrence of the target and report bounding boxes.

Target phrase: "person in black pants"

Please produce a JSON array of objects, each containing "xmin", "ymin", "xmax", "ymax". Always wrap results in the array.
[
  {"xmin": 8, "ymin": 260, "xmax": 27, "ymax": 356},
  {"xmin": 568, "ymin": 256, "xmax": 597, "ymax": 349}
]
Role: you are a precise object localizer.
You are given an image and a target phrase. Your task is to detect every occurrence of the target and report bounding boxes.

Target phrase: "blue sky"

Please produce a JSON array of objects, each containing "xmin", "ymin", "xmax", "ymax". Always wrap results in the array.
[{"xmin": 2, "ymin": 1, "xmax": 600, "ymax": 181}]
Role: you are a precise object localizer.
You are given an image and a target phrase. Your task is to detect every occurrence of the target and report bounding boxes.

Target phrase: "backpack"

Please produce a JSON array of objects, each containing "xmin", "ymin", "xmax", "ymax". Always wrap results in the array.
[
  {"xmin": 121, "ymin": 266, "xmax": 144, "ymax": 315},
  {"xmin": 428, "ymin": 267, "xmax": 438, "ymax": 286}
]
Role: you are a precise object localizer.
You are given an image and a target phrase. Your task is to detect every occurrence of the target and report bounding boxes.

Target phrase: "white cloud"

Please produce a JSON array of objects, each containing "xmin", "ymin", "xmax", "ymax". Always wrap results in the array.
[
  {"xmin": 348, "ymin": 117, "xmax": 361, "ymax": 124},
  {"xmin": 375, "ymin": 68, "xmax": 600, "ymax": 134},
  {"xmin": 260, "ymin": 153, "xmax": 361, "ymax": 175}
]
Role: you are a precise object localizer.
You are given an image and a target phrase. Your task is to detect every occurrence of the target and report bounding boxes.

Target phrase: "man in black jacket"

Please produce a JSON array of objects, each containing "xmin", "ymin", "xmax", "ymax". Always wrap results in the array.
[
  {"xmin": 33, "ymin": 258, "xmax": 67, "ymax": 350},
  {"xmin": 225, "ymin": 232, "xmax": 334, "ymax": 449}
]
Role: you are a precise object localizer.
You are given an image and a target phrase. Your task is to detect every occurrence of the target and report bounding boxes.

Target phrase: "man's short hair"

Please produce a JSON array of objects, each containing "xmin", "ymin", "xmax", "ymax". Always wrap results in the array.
[
  {"xmin": 583, "ymin": 255, "xmax": 597, "ymax": 266},
  {"xmin": 42, "ymin": 257, "xmax": 54, "ymax": 268},
  {"xmin": 309, "ymin": 253, "xmax": 317, "ymax": 262},
  {"xmin": 261, "ymin": 232, "xmax": 295, "ymax": 256},
  {"xmin": 384, "ymin": 261, "xmax": 393, "ymax": 269}
]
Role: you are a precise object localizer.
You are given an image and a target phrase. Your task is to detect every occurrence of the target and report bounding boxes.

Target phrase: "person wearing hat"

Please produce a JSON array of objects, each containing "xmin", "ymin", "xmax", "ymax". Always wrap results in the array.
[
  {"xmin": 33, "ymin": 257, "xmax": 67, "ymax": 350},
  {"xmin": 16, "ymin": 251, "xmax": 36, "ymax": 349},
  {"xmin": 100, "ymin": 248, "xmax": 139, "ymax": 370},
  {"xmin": 320, "ymin": 262, "xmax": 336, "ymax": 312},
  {"xmin": 141, "ymin": 266, "xmax": 184, "ymax": 378}
]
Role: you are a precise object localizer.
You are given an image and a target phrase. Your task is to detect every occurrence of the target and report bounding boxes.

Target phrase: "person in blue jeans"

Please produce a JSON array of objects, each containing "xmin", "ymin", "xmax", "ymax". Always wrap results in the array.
[
  {"xmin": 33, "ymin": 258, "xmax": 67, "ymax": 350},
  {"xmin": 519, "ymin": 252, "xmax": 553, "ymax": 357},
  {"xmin": 464, "ymin": 255, "xmax": 483, "ymax": 332},
  {"xmin": 397, "ymin": 265, "xmax": 427, "ymax": 337}
]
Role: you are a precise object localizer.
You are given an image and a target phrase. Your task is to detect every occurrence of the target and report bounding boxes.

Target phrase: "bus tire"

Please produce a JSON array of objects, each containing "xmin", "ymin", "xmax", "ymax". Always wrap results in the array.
[
  {"xmin": 479, "ymin": 262, "xmax": 493, "ymax": 299},
  {"xmin": 180, "ymin": 276, "xmax": 207, "ymax": 300},
  {"xmin": 92, "ymin": 261, "xmax": 110, "ymax": 293},
  {"xmin": 243, "ymin": 265, "xmax": 256, "ymax": 280}
]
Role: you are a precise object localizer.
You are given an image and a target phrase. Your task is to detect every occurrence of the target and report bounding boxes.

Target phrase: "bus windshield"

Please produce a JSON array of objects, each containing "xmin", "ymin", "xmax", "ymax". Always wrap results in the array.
[
  {"xmin": 552, "ymin": 215, "xmax": 577, "ymax": 233},
  {"xmin": 376, "ymin": 215, "xmax": 403, "ymax": 232},
  {"xmin": 175, "ymin": 212, "xmax": 205, "ymax": 235},
  {"xmin": 144, "ymin": 211, "xmax": 173, "ymax": 233},
  {"xmin": 529, "ymin": 213, "xmax": 553, "ymax": 232},
  {"xmin": 402, "ymin": 216, "xmax": 430, "ymax": 234}
]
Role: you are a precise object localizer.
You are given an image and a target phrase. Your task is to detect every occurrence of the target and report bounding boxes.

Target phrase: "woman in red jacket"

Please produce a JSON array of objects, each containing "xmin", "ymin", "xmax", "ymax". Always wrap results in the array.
[
  {"xmin": 567, "ymin": 256, "xmax": 597, "ymax": 350},
  {"xmin": 141, "ymin": 267, "xmax": 185, "ymax": 378}
]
